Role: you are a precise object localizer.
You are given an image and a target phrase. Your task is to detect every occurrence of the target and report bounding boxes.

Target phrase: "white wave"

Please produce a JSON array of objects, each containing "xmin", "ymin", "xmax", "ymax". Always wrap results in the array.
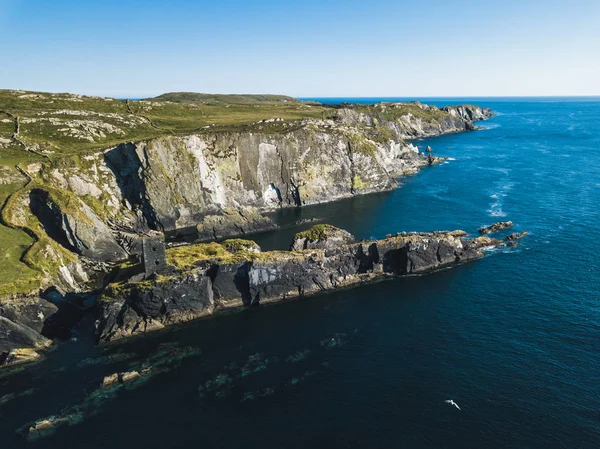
[
  {"xmin": 481, "ymin": 123, "xmax": 501, "ymax": 130},
  {"xmin": 488, "ymin": 204, "xmax": 507, "ymax": 217},
  {"xmin": 446, "ymin": 157, "xmax": 457, "ymax": 161},
  {"xmin": 483, "ymin": 245, "xmax": 521, "ymax": 255}
]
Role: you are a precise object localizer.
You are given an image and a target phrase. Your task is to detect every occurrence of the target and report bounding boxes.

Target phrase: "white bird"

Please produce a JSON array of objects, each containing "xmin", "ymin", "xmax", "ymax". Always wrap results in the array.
[{"xmin": 444, "ymin": 399, "xmax": 461, "ymax": 410}]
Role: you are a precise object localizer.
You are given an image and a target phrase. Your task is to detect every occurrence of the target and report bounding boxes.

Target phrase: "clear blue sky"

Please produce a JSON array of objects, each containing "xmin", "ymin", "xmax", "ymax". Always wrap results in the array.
[{"xmin": 1, "ymin": 0, "xmax": 599, "ymax": 97}]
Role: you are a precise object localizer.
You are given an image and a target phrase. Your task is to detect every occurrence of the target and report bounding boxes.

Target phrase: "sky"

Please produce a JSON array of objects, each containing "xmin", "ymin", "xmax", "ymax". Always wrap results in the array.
[{"xmin": 1, "ymin": 0, "xmax": 599, "ymax": 98}]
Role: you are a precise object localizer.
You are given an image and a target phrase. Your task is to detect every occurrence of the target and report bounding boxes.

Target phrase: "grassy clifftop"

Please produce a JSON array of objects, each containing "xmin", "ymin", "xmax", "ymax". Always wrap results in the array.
[{"xmin": 148, "ymin": 92, "xmax": 299, "ymax": 105}]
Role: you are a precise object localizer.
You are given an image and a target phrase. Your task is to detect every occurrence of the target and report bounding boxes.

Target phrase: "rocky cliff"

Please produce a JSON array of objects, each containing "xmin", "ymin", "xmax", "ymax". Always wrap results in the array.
[
  {"xmin": 97, "ymin": 224, "xmax": 518, "ymax": 343},
  {"xmin": 3, "ymin": 102, "xmax": 492, "ymax": 293},
  {"xmin": 0, "ymin": 95, "xmax": 493, "ymax": 365}
]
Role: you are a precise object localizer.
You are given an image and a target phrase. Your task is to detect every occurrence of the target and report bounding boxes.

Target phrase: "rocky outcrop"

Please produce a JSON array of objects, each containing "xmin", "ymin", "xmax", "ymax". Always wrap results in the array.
[
  {"xmin": 479, "ymin": 221, "xmax": 514, "ymax": 235},
  {"xmin": 442, "ymin": 105, "xmax": 494, "ymax": 123},
  {"xmin": 29, "ymin": 188, "xmax": 128, "ymax": 262},
  {"xmin": 504, "ymin": 231, "xmax": 529, "ymax": 247},
  {"xmin": 290, "ymin": 224, "xmax": 356, "ymax": 250},
  {"xmin": 97, "ymin": 225, "xmax": 525, "ymax": 343},
  {"xmin": 0, "ymin": 297, "xmax": 56, "ymax": 366},
  {"xmin": 334, "ymin": 103, "xmax": 493, "ymax": 139}
]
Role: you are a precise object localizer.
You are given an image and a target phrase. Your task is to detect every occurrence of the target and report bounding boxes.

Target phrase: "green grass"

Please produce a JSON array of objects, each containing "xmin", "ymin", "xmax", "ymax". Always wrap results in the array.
[
  {"xmin": 294, "ymin": 224, "xmax": 341, "ymax": 241},
  {"xmin": 351, "ymin": 102, "xmax": 449, "ymax": 122},
  {"xmin": 0, "ymin": 184, "xmax": 39, "ymax": 296},
  {"xmin": 0, "ymin": 89, "xmax": 328, "ymax": 160},
  {"xmin": 148, "ymin": 92, "xmax": 299, "ymax": 105}
]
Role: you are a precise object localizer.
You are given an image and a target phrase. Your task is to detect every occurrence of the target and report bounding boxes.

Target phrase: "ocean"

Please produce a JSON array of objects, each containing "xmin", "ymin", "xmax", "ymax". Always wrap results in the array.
[{"xmin": 1, "ymin": 97, "xmax": 599, "ymax": 448}]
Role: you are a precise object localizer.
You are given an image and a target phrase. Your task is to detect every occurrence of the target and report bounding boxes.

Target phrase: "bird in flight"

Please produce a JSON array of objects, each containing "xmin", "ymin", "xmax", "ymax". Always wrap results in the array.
[{"xmin": 444, "ymin": 399, "xmax": 461, "ymax": 410}]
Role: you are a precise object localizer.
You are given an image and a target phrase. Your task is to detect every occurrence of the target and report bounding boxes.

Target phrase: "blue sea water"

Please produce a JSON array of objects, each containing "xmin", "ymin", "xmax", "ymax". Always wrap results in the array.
[{"xmin": 1, "ymin": 98, "xmax": 600, "ymax": 448}]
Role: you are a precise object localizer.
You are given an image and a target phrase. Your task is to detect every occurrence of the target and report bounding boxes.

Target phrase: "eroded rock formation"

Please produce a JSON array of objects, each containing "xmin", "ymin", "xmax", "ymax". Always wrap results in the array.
[{"xmin": 97, "ymin": 224, "xmax": 523, "ymax": 343}]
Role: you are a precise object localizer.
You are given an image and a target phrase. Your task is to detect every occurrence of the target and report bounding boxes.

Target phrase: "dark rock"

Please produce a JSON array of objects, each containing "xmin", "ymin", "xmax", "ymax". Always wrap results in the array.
[
  {"xmin": 97, "ymin": 227, "xmax": 518, "ymax": 343},
  {"xmin": 441, "ymin": 105, "xmax": 494, "ymax": 122},
  {"xmin": 504, "ymin": 231, "xmax": 529, "ymax": 241},
  {"xmin": 29, "ymin": 188, "xmax": 128, "ymax": 262},
  {"xmin": 479, "ymin": 221, "xmax": 514, "ymax": 235},
  {"xmin": 290, "ymin": 224, "xmax": 356, "ymax": 251},
  {"xmin": 0, "ymin": 297, "xmax": 57, "ymax": 367}
]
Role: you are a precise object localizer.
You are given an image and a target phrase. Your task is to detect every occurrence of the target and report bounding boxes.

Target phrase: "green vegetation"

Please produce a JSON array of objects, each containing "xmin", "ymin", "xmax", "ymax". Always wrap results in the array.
[
  {"xmin": 166, "ymin": 242, "xmax": 235, "ymax": 270},
  {"xmin": 165, "ymin": 241, "xmax": 312, "ymax": 273},
  {"xmin": 221, "ymin": 238, "xmax": 260, "ymax": 253},
  {"xmin": 346, "ymin": 131, "xmax": 378, "ymax": 156},
  {"xmin": 148, "ymin": 92, "xmax": 298, "ymax": 105},
  {"xmin": 0, "ymin": 184, "xmax": 39, "ymax": 296},
  {"xmin": 0, "ymin": 181, "xmax": 78, "ymax": 296},
  {"xmin": 351, "ymin": 102, "xmax": 449, "ymax": 122},
  {"xmin": 352, "ymin": 175, "xmax": 368, "ymax": 191},
  {"xmin": 294, "ymin": 224, "xmax": 340, "ymax": 242},
  {"xmin": 0, "ymin": 89, "xmax": 329, "ymax": 159}
]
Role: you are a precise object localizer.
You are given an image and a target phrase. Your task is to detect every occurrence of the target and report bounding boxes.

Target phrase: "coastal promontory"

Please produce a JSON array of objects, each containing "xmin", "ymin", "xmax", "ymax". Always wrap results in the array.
[{"xmin": 0, "ymin": 90, "xmax": 493, "ymax": 364}]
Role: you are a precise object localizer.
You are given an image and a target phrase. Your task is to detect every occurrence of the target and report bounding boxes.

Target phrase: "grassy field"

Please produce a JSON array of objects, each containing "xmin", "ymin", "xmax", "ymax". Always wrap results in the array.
[
  {"xmin": 148, "ymin": 92, "xmax": 299, "ymax": 105},
  {"xmin": 0, "ymin": 90, "xmax": 329, "ymax": 158},
  {"xmin": 0, "ymin": 183, "xmax": 39, "ymax": 296}
]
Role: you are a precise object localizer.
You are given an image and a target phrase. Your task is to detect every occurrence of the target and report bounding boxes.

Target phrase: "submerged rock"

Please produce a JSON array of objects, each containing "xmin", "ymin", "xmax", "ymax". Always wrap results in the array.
[
  {"xmin": 97, "ymin": 225, "xmax": 527, "ymax": 343},
  {"xmin": 504, "ymin": 231, "xmax": 529, "ymax": 241},
  {"xmin": 101, "ymin": 373, "xmax": 119, "ymax": 387},
  {"xmin": 479, "ymin": 221, "xmax": 514, "ymax": 234}
]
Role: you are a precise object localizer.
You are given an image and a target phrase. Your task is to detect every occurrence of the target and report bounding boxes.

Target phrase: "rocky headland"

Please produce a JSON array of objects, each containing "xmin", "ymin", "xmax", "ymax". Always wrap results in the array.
[
  {"xmin": 96, "ymin": 224, "xmax": 525, "ymax": 343},
  {"xmin": 0, "ymin": 91, "xmax": 494, "ymax": 366}
]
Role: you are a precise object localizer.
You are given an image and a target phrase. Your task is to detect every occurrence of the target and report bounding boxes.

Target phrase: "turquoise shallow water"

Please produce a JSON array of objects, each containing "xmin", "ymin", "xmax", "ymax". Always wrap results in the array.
[{"xmin": 1, "ymin": 98, "xmax": 600, "ymax": 448}]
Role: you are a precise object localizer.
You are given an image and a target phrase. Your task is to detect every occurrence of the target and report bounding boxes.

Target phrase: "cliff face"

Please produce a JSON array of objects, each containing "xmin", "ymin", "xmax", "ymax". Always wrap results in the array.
[
  {"xmin": 1, "ymin": 102, "xmax": 492, "ymax": 296},
  {"xmin": 97, "ymin": 227, "xmax": 507, "ymax": 343},
  {"xmin": 0, "ymin": 297, "xmax": 56, "ymax": 366}
]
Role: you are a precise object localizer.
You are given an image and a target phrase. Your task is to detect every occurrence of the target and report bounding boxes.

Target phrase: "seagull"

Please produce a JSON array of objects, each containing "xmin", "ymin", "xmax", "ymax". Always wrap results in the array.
[{"xmin": 444, "ymin": 399, "xmax": 461, "ymax": 410}]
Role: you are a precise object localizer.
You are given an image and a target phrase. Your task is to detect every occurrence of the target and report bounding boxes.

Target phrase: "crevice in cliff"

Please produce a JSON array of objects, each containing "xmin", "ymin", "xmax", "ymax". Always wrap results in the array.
[
  {"xmin": 104, "ymin": 143, "xmax": 162, "ymax": 232},
  {"xmin": 274, "ymin": 145, "xmax": 302, "ymax": 207},
  {"xmin": 346, "ymin": 141, "xmax": 357, "ymax": 194},
  {"xmin": 233, "ymin": 261, "xmax": 252, "ymax": 306},
  {"xmin": 29, "ymin": 189, "xmax": 78, "ymax": 253}
]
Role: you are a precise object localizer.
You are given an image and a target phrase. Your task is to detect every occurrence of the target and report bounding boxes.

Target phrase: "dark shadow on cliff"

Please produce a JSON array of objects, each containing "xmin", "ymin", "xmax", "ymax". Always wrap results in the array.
[
  {"xmin": 234, "ymin": 261, "xmax": 253, "ymax": 306},
  {"xmin": 357, "ymin": 243, "xmax": 380, "ymax": 273},
  {"xmin": 41, "ymin": 288, "xmax": 100, "ymax": 340},
  {"xmin": 382, "ymin": 247, "xmax": 409, "ymax": 275},
  {"xmin": 104, "ymin": 143, "xmax": 161, "ymax": 231},
  {"xmin": 29, "ymin": 189, "xmax": 78, "ymax": 253}
]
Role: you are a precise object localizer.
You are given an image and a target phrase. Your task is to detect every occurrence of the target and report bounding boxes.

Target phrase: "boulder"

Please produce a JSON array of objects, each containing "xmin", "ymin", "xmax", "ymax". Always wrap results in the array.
[
  {"xmin": 479, "ymin": 221, "xmax": 514, "ymax": 235},
  {"xmin": 290, "ymin": 224, "xmax": 356, "ymax": 251},
  {"xmin": 504, "ymin": 231, "xmax": 529, "ymax": 241},
  {"xmin": 101, "ymin": 373, "xmax": 119, "ymax": 388}
]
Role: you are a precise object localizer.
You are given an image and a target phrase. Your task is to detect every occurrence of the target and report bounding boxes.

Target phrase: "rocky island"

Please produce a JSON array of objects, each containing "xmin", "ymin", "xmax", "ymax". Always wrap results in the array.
[{"xmin": 0, "ymin": 90, "xmax": 496, "ymax": 366}]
